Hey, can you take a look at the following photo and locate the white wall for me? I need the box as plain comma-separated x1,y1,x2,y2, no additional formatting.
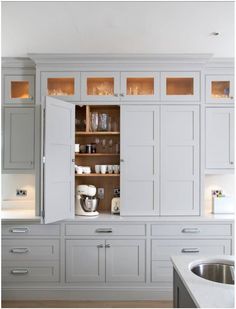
1,1,234,57
2,174,35,201
205,175,235,213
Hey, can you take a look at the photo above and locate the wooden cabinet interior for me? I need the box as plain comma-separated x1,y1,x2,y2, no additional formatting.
211,81,230,98
126,77,154,95
75,105,120,213
166,77,194,95
87,77,114,96
47,77,75,96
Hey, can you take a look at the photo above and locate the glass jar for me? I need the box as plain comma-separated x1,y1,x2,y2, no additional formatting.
98,113,109,131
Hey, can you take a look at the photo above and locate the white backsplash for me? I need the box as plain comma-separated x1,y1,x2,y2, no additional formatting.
205,174,235,213
2,174,35,201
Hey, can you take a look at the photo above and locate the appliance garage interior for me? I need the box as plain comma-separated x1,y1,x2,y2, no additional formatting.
1,53,235,307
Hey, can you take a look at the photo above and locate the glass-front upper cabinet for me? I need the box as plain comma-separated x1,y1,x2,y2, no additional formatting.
4,75,34,104
161,72,200,101
120,72,160,101
41,72,80,101
81,72,120,101
206,75,234,104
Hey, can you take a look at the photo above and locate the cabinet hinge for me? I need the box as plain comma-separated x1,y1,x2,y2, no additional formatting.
43,156,46,164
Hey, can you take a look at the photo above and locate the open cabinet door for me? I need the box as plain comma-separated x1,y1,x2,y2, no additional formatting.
43,97,75,224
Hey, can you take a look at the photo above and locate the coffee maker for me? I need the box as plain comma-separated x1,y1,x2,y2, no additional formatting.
75,185,99,216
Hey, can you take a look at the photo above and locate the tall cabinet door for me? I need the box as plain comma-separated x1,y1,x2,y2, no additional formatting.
120,105,160,215
160,105,200,216
3,107,34,169
206,107,234,170
105,239,145,283
43,97,75,224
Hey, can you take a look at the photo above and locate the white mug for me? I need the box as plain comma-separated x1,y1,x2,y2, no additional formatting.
95,165,100,174
100,165,107,174
83,166,91,174
108,165,113,174
76,166,83,174
75,144,80,153
113,165,120,174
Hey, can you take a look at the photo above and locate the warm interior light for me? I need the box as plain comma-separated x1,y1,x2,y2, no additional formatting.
47,77,74,96
166,77,194,95
87,78,114,95
11,81,30,99
211,81,230,98
126,78,154,95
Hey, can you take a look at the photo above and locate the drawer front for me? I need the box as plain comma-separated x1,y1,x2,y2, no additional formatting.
65,224,146,236
151,224,232,237
2,261,59,283
2,224,60,237
2,239,59,261
152,239,231,260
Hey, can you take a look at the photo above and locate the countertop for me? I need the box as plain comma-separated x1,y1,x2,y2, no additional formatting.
171,255,235,308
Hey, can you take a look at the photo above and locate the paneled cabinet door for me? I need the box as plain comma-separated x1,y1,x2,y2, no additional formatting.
4,75,34,104
206,107,234,170
120,72,160,101
206,75,234,104
41,72,80,102
160,105,200,215
105,239,145,282
161,72,200,102
120,105,160,215
66,239,105,283
81,72,120,101
3,107,34,170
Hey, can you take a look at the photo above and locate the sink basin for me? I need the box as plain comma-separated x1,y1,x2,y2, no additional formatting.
191,262,234,285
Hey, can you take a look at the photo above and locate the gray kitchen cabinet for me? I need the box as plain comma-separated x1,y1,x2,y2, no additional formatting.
160,105,200,216
205,107,234,171
66,238,145,283
4,75,34,104
3,107,35,170
120,105,160,215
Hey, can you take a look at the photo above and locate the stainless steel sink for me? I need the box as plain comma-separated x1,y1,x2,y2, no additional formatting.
191,262,234,285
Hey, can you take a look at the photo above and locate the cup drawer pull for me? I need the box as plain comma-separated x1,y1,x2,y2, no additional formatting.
95,228,113,233
10,248,29,254
11,269,29,275
182,228,200,234
10,228,29,233
182,248,200,253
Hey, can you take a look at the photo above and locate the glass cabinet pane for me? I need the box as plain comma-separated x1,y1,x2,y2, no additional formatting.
126,78,154,95
47,77,75,96
211,81,230,98
87,77,114,96
11,81,30,99
166,77,194,95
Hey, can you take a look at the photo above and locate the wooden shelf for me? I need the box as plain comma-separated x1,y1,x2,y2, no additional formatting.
75,153,119,157
76,131,120,136
75,173,120,177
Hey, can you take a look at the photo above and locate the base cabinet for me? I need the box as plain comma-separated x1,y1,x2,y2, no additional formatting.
66,239,145,283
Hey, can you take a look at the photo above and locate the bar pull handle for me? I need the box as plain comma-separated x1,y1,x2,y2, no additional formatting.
105,244,111,248
10,248,29,254
181,248,200,253
97,244,104,248
11,269,29,275
182,228,200,234
10,228,29,234
95,228,113,233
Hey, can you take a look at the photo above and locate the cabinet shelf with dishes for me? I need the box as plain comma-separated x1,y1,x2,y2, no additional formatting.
75,105,120,214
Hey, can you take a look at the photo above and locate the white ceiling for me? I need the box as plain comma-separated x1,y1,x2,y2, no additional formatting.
1,1,234,58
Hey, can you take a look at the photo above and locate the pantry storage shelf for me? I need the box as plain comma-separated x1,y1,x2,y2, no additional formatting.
75,153,119,157
76,131,120,136
75,173,120,177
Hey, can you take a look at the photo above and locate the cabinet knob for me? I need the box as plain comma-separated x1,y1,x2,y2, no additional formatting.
114,93,119,97
120,159,124,163
97,244,104,248
105,244,111,248
230,96,234,99
119,93,125,97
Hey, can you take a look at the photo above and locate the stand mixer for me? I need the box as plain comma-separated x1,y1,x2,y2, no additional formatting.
75,185,99,216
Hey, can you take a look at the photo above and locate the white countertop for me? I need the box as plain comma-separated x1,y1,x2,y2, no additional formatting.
1,201,40,221
171,255,235,308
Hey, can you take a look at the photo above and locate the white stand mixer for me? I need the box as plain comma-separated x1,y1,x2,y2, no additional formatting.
75,185,99,216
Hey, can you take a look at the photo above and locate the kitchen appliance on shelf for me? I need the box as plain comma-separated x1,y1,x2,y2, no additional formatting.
75,184,99,216
111,188,120,214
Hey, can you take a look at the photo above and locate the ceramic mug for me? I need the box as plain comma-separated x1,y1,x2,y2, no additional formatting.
100,165,107,174
83,166,91,174
108,165,113,174
95,165,100,174
113,165,120,174
75,144,80,153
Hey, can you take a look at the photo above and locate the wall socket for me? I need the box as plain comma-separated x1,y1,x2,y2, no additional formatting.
16,189,27,196
98,188,104,199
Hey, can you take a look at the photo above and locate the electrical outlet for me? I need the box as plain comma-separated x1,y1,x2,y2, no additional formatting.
16,189,27,197
114,188,120,197
98,188,104,199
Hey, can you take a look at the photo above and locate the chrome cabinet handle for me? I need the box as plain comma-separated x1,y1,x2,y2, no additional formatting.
230,162,234,165
181,228,200,234
120,159,124,163
11,269,29,275
119,93,125,97
105,244,111,248
10,248,29,254
114,93,119,97
10,228,29,233
95,228,112,233
182,248,200,253
97,244,104,248
230,96,234,99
